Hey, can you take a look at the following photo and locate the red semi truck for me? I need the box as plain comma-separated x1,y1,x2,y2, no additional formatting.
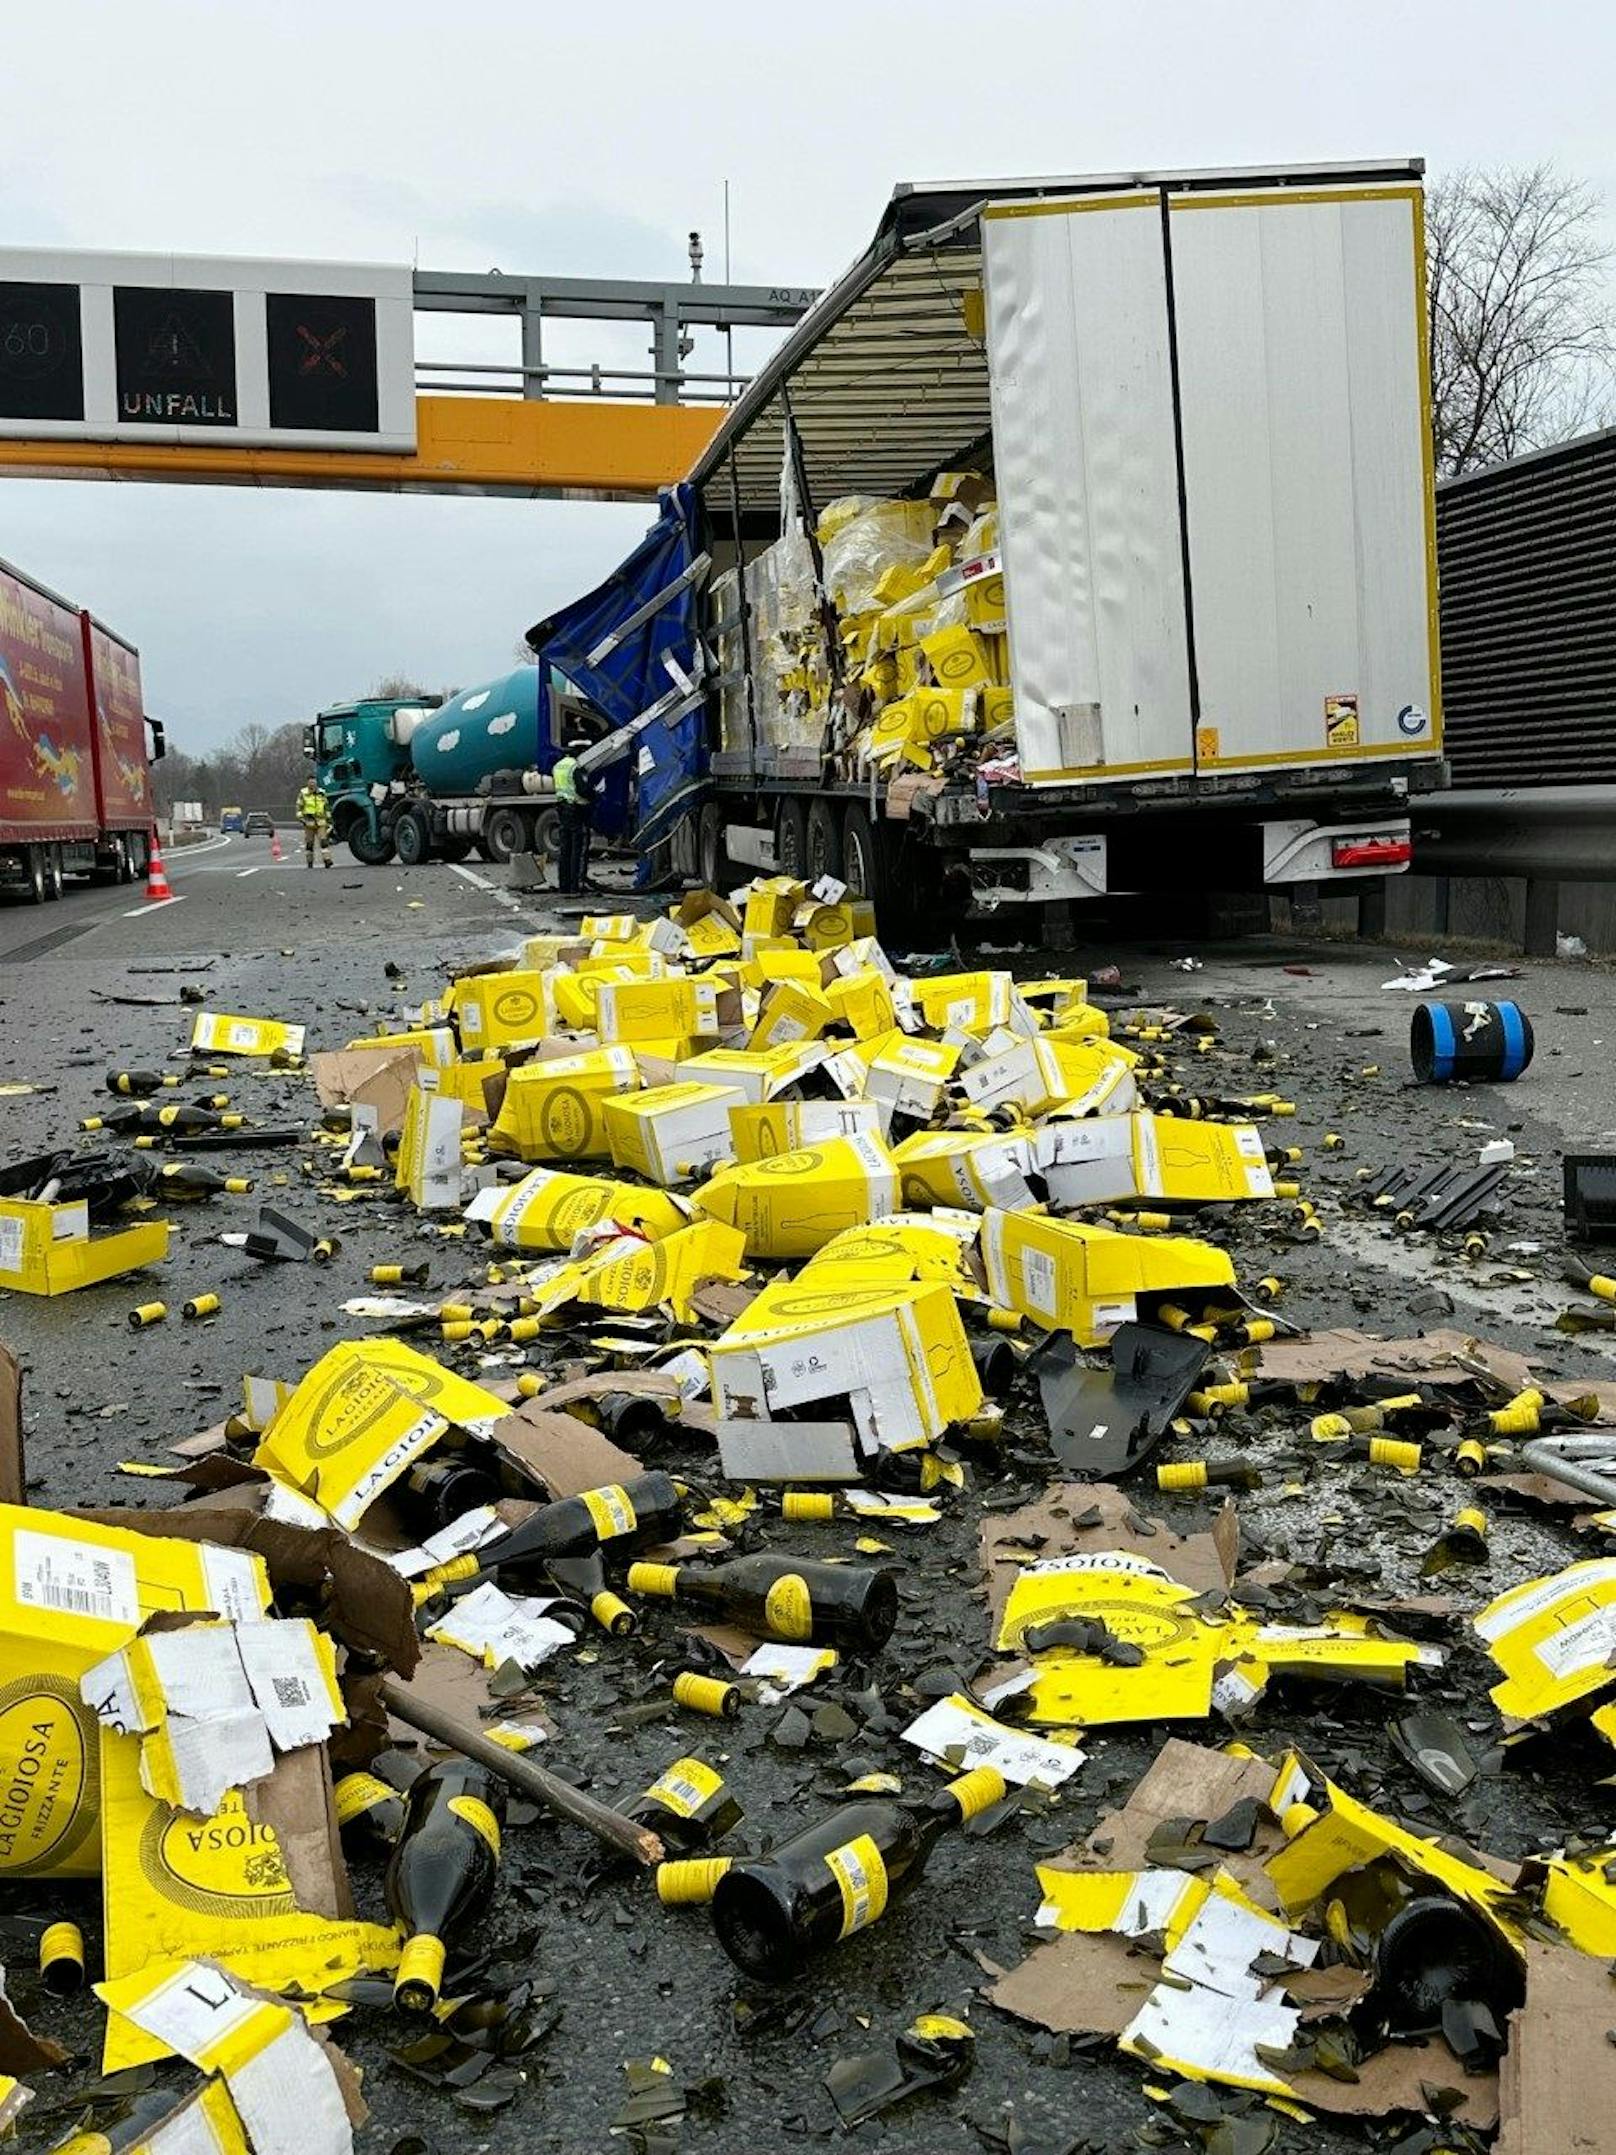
0,553,164,902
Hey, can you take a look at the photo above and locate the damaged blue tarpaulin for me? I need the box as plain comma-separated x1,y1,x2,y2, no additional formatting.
526,483,707,861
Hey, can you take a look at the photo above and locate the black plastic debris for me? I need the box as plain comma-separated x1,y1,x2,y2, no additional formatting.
1037,1323,1209,1478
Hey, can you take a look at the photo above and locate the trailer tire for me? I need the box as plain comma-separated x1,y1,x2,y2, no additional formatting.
776,798,808,880
43,848,63,900
839,801,882,906
806,797,843,883
697,800,730,891
483,806,529,864
347,818,396,867
114,836,134,883
395,805,434,866
20,849,46,905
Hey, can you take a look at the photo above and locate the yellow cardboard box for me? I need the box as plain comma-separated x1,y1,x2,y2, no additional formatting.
254,1338,509,1532
595,976,739,1046
825,967,897,1041
1037,1113,1274,1207
979,1208,1235,1345
710,1274,980,1452
863,1034,960,1119
892,1130,1039,1211
344,1026,457,1068
748,979,833,1052
914,971,1014,1035
465,1167,691,1249
684,1044,826,1104
603,1082,746,1184
691,1133,899,1259
452,970,552,1050
742,877,807,940
920,623,995,692
0,1198,169,1297
0,1505,270,1877
190,1013,306,1059
489,1047,640,1162
795,898,877,952
727,1100,884,1162
577,1219,748,1323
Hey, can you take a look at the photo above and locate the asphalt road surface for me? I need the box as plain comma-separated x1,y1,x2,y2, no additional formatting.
0,848,1611,2152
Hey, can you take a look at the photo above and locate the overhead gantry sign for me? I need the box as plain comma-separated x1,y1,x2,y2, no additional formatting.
0,250,815,500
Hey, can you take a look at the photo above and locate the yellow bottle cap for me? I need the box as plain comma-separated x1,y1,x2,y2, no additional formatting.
628,1561,681,1597
946,1765,1009,1820
655,1856,734,1906
394,1932,447,2011
782,1491,836,1522
591,1591,636,1635
515,1372,545,1399
40,1920,85,1991
1157,1461,1209,1491
1368,1436,1422,1472
671,1672,737,1718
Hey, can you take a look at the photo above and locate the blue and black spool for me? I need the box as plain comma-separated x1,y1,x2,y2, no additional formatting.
1410,1001,1534,1085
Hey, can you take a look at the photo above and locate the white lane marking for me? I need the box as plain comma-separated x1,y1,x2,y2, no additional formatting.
166,833,234,863
123,895,188,916
236,867,261,877
450,862,524,915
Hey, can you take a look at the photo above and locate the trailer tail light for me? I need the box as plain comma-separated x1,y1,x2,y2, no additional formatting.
1331,835,1411,870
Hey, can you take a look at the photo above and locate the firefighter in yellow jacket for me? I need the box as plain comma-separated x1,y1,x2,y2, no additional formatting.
296,780,333,869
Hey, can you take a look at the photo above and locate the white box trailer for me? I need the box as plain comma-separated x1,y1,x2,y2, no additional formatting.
584,164,1445,932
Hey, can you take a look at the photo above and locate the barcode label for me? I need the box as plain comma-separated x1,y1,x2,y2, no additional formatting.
271,1674,312,1711
12,1529,139,1630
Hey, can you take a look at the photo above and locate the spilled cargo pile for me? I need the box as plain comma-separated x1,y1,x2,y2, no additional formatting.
1,879,1615,2151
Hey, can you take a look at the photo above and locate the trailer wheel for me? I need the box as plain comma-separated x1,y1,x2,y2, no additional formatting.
697,800,730,891
806,797,843,883
776,799,808,879
839,801,881,905
114,836,133,883
483,806,529,864
43,848,63,900
346,818,396,867
20,849,46,905
394,805,434,866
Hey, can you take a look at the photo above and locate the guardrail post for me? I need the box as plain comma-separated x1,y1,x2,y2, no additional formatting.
1524,877,1560,958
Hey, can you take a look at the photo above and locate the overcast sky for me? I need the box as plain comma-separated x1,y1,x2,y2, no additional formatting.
1,0,1609,756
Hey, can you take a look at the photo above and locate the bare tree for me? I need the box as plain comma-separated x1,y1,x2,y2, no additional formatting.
372,672,433,700
1428,164,1616,475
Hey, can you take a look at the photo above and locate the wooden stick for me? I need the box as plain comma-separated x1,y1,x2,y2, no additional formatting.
379,1676,663,1867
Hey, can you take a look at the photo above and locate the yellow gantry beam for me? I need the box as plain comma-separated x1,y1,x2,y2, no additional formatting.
0,396,723,501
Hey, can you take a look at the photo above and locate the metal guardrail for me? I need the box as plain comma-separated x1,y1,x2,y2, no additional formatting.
1413,785,1616,882
416,360,749,406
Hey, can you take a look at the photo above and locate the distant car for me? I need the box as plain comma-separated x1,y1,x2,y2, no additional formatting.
219,806,245,833
244,811,275,835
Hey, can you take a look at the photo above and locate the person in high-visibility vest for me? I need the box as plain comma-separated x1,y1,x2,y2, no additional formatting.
552,736,598,896
295,781,333,869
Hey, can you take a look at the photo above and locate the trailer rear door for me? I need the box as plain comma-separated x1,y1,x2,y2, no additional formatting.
982,183,1440,787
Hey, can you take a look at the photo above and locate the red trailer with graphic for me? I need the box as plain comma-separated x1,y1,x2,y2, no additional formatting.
0,553,162,902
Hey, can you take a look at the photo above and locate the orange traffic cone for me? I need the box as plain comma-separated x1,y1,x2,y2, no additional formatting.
145,841,173,903
269,828,284,862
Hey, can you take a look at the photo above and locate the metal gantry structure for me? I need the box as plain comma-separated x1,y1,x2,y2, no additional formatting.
412,260,820,407
0,255,819,498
